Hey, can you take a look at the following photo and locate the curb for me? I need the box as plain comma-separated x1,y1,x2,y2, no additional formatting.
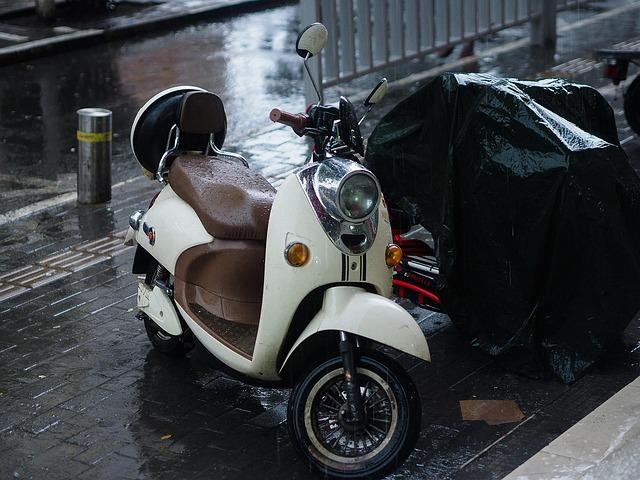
0,0,292,66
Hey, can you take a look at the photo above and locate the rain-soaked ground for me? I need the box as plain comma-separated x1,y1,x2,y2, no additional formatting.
2,2,640,479
0,3,305,214
2,0,640,216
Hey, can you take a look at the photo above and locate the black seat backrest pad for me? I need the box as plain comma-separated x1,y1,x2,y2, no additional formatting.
179,91,227,136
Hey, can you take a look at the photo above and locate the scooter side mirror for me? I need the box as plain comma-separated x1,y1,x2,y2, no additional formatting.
296,23,328,58
364,78,388,107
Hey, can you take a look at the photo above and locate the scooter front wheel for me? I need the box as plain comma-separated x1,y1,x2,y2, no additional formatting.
288,353,420,479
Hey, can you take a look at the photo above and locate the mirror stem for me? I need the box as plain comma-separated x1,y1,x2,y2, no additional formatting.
304,54,323,104
358,106,373,126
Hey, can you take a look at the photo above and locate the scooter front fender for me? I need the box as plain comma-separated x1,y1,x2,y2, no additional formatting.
280,286,430,373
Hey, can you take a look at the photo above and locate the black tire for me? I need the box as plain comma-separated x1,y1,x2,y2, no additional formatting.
288,352,421,480
143,315,193,357
624,74,640,136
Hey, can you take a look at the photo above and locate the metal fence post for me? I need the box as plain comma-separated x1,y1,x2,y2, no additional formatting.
77,108,112,204
300,0,323,106
530,0,557,47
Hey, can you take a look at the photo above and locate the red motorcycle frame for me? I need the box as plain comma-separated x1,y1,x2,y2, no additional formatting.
388,207,442,312
595,47,640,136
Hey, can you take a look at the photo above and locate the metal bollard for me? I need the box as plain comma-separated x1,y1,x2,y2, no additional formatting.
77,108,112,204
35,0,55,21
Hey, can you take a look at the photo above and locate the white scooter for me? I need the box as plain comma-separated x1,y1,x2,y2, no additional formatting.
124,23,430,479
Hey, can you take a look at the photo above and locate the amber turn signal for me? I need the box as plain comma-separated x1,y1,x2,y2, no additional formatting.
385,244,403,267
286,242,310,267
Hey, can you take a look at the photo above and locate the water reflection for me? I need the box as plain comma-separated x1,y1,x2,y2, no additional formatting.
132,348,295,478
0,5,302,202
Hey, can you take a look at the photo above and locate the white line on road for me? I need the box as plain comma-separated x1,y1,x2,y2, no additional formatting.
0,31,28,42
0,176,142,226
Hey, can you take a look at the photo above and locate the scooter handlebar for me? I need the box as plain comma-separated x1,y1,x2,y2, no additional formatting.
269,108,309,136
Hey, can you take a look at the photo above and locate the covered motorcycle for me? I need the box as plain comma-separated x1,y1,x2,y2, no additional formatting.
367,73,640,383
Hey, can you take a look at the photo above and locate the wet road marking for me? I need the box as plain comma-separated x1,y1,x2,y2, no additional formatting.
33,420,60,435
0,31,28,42
0,176,141,226
32,381,67,400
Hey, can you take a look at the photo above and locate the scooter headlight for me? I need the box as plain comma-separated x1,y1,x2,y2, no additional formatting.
337,173,379,221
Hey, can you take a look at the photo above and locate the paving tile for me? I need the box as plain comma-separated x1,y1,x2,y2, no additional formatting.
18,406,77,435
246,402,287,428
505,451,595,479
58,387,114,413
0,411,29,434
0,283,29,302
18,442,91,477
75,452,142,479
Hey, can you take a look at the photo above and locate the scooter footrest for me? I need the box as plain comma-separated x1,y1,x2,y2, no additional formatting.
189,303,258,358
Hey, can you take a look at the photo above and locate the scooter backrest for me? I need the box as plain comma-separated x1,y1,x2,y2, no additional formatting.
177,91,227,149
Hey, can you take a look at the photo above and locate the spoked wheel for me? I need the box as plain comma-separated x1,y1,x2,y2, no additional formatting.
288,353,420,479
143,314,193,357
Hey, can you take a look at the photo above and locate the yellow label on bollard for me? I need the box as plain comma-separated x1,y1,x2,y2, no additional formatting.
76,131,112,143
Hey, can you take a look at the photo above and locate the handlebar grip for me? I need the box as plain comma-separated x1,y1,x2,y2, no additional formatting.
269,108,308,135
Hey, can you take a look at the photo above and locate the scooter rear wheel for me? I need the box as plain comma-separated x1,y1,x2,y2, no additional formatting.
288,352,420,479
143,314,193,357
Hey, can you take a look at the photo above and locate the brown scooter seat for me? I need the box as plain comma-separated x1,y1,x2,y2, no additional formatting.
168,154,276,241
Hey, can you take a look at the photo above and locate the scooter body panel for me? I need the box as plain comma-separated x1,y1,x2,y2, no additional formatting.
134,161,419,382
280,286,431,372
176,303,254,372
248,168,394,380
133,185,212,274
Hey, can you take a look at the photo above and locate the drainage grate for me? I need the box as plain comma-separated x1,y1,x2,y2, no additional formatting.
0,231,133,303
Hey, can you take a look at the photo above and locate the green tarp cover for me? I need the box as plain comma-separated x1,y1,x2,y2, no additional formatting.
366,73,640,382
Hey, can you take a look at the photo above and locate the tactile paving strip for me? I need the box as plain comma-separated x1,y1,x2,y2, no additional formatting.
540,37,640,79
0,230,131,303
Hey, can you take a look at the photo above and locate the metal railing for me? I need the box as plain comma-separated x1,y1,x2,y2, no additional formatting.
300,0,587,103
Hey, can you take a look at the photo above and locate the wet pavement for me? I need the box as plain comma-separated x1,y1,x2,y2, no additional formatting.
2,2,640,479
0,185,639,479
0,3,305,215
0,1,639,217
